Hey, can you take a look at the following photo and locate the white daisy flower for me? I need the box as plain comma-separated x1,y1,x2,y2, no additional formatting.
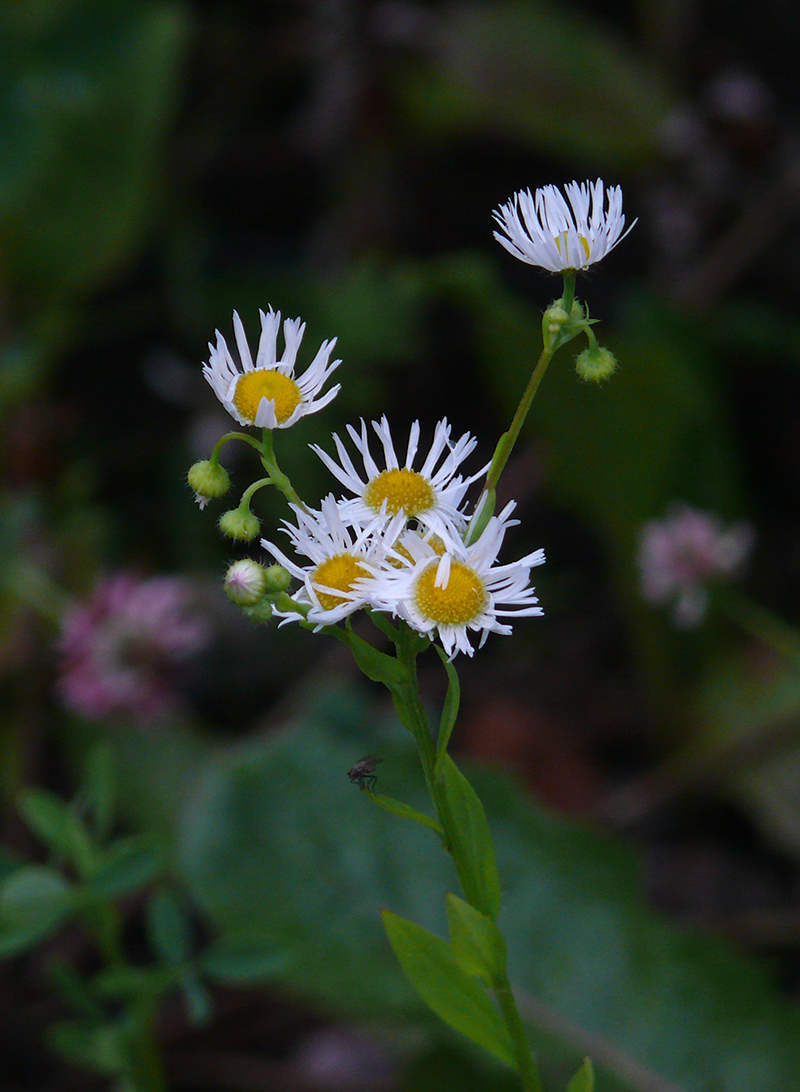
493,179,635,272
366,503,545,658
310,417,482,546
203,308,341,429
261,495,405,628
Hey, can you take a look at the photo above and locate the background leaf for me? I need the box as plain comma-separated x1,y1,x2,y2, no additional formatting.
178,700,800,1091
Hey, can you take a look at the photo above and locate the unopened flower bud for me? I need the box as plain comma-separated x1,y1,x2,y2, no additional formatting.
263,564,292,593
575,344,618,383
224,560,268,606
188,460,230,500
543,299,587,353
219,507,260,541
543,303,569,349
243,599,275,624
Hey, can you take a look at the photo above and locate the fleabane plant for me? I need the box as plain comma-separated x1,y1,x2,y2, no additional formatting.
189,179,633,1092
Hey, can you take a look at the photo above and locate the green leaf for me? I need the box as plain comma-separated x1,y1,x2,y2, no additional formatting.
201,930,290,983
17,790,97,874
341,627,405,687
146,887,192,966
177,699,800,1091
445,893,506,983
438,755,501,920
179,724,454,1014
17,789,74,857
49,1019,125,1076
397,0,672,170
433,644,461,770
0,0,189,293
0,864,72,942
566,1058,594,1092
368,793,444,838
382,911,515,1068
83,837,161,901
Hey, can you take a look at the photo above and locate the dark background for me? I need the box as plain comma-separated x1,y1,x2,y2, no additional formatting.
5,1,800,1090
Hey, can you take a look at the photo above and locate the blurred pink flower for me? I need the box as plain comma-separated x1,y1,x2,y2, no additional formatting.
57,574,209,720
637,505,754,627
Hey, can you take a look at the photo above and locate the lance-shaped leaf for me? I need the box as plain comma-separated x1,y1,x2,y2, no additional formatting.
446,893,506,984
438,755,501,919
567,1058,594,1092
0,865,73,955
381,910,515,1068
367,793,444,838
341,627,405,688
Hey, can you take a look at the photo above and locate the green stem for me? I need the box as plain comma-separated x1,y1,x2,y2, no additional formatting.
129,1004,167,1092
388,625,543,1092
467,268,580,545
260,430,307,509
239,477,273,510
494,970,545,1092
715,588,800,671
210,430,265,463
485,344,554,498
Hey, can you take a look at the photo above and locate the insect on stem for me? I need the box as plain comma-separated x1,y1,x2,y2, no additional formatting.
347,754,383,793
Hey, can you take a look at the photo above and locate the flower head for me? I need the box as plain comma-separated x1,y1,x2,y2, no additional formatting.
262,495,405,628
493,179,635,272
638,504,754,627
310,417,482,546
365,503,545,657
57,574,209,720
203,309,341,429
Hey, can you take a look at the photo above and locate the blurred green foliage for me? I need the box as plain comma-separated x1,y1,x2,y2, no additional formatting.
4,0,800,1089
171,684,800,1092
0,0,187,295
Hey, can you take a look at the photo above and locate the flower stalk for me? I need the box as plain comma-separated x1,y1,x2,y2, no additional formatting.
379,622,544,1092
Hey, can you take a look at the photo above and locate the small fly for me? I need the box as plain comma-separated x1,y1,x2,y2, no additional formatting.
347,754,383,793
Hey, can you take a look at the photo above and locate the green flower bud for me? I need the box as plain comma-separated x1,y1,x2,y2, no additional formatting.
243,599,274,624
542,304,569,352
542,298,587,353
219,507,260,541
263,564,292,593
188,460,230,499
575,344,618,383
224,560,268,606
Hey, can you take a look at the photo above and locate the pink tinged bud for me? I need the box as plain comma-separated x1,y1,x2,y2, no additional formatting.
224,560,268,606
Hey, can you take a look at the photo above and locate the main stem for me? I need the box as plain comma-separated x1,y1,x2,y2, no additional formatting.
494,972,545,1092
391,631,543,1092
468,270,577,544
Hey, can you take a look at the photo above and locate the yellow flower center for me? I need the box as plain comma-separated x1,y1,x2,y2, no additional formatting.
364,468,435,517
414,560,486,626
233,370,302,425
312,553,369,611
392,533,447,568
554,230,591,264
